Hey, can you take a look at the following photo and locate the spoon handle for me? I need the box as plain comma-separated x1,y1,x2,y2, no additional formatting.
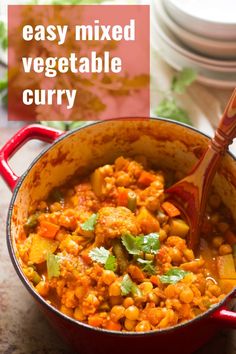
212,88,236,153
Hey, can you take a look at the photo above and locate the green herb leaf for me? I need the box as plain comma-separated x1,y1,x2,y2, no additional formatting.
121,234,141,255
89,246,117,271
159,268,189,284
40,121,67,131
105,254,117,272
156,99,192,126
121,233,160,256
0,80,7,92
120,274,133,295
137,233,160,255
81,213,97,231
120,274,142,297
0,21,7,51
136,258,156,275
47,253,60,280
49,188,64,203
171,68,197,94
89,247,110,264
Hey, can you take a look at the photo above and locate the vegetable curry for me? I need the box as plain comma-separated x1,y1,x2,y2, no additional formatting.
17,156,236,332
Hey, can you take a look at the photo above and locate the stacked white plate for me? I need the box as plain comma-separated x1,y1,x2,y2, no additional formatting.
152,0,236,89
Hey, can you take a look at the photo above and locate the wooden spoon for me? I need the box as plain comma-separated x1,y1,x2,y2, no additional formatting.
166,88,236,251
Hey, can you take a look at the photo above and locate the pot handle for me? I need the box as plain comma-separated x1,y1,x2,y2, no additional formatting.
0,124,64,191
211,305,236,329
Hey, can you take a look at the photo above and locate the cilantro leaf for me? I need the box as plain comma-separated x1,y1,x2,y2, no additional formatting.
136,258,156,275
0,21,7,50
81,213,97,231
0,80,7,92
89,247,117,271
156,99,192,126
121,234,141,255
159,268,189,284
89,247,110,264
105,254,117,272
120,274,142,297
47,253,60,280
121,233,160,256
136,233,160,255
120,274,133,296
171,68,197,94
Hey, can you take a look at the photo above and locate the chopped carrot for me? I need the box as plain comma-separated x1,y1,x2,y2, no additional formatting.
105,320,122,331
38,221,60,239
128,264,145,282
117,188,129,207
225,230,236,246
138,171,156,186
150,275,159,286
81,250,93,265
161,201,181,218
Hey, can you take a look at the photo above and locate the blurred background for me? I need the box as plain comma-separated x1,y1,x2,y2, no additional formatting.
0,0,236,353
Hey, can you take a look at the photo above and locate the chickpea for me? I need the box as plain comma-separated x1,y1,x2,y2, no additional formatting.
164,284,179,299
36,280,49,297
208,284,221,297
124,318,136,331
123,297,134,308
163,224,170,235
135,320,151,332
116,173,130,187
147,308,164,325
102,270,116,285
111,305,125,321
219,244,232,256
125,305,140,321
159,229,167,242
169,247,182,264
74,307,85,321
212,236,224,249
109,282,121,297
179,288,194,304
139,282,153,296
60,305,73,317
148,292,159,304
183,249,195,261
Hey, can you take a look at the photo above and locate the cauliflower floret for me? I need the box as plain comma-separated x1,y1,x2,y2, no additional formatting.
95,206,139,245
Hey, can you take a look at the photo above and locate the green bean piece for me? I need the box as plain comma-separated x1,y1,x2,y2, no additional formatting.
33,271,41,285
112,240,129,274
156,210,167,224
49,188,64,203
24,213,40,232
127,191,137,212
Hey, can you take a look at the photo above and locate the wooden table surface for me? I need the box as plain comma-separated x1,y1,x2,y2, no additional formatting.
0,51,236,354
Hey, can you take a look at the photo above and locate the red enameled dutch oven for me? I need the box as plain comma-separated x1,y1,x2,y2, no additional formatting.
0,118,236,354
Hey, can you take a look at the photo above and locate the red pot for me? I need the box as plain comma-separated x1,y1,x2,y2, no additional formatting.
0,118,236,354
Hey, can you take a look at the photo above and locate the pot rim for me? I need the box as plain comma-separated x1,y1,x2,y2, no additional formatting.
6,116,236,337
